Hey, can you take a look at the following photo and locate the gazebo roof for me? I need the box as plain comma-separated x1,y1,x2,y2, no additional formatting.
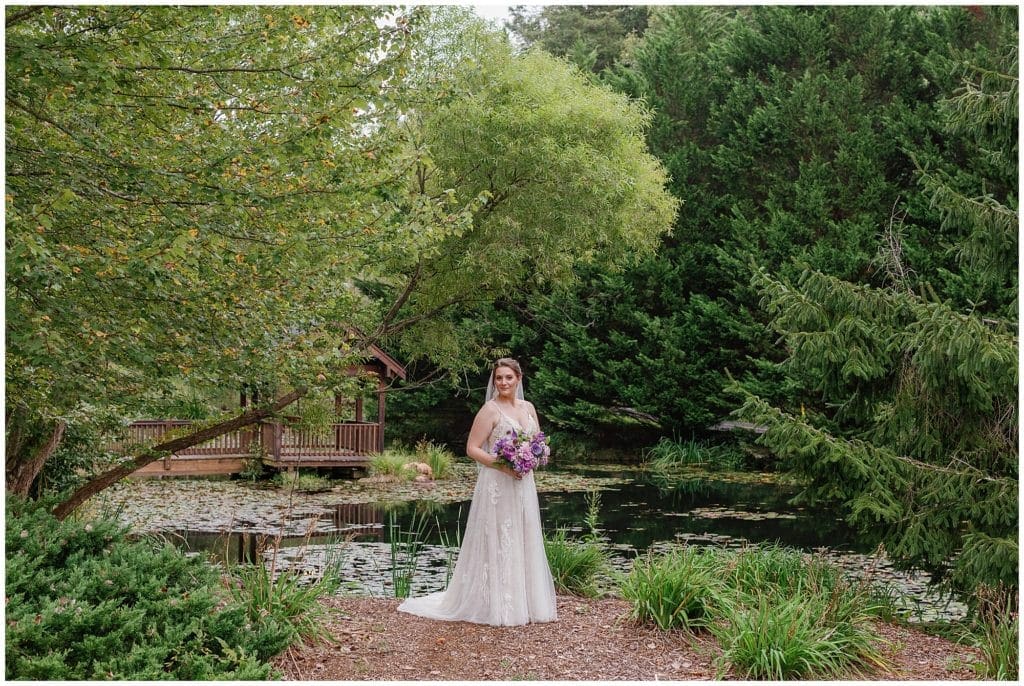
344,327,406,381
361,341,406,380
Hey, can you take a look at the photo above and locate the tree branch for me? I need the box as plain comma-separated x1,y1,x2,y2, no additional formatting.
5,6,48,28
380,260,423,330
52,387,306,519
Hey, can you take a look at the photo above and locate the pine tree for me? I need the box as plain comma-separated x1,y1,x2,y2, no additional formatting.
734,7,1017,597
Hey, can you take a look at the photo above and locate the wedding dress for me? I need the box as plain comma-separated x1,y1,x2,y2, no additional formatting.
397,404,558,626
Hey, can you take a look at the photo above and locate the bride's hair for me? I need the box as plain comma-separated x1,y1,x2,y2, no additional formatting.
492,357,522,379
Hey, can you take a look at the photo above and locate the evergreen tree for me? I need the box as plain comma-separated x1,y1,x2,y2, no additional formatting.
484,6,1014,442
734,6,1017,597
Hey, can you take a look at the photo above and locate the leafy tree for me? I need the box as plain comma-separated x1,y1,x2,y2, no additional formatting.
733,6,1017,597
366,8,678,379
6,5,418,502
507,5,649,73
5,6,676,509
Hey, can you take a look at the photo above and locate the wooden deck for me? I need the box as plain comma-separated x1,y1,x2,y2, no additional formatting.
125,419,381,477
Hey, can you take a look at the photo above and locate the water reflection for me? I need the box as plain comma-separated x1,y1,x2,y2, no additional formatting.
161,467,963,620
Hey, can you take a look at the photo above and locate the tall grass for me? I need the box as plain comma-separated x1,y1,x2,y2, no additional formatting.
619,544,890,679
544,528,607,597
271,469,332,491
228,521,346,645
415,439,454,479
644,437,746,472
369,451,416,480
544,488,610,597
973,584,1019,680
620,547,729,630
230,559,341,644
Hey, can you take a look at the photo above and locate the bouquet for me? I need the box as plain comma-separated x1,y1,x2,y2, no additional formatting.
492,429,551,475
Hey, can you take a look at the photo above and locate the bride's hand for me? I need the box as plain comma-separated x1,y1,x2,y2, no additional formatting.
494,463,523,480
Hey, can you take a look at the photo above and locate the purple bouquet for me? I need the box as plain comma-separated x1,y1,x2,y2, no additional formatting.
492,429,551,475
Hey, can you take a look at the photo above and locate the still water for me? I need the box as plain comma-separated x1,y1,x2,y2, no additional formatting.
169,467,872,562
148,467,967,621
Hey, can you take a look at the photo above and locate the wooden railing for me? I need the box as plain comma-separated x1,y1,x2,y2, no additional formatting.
123,420,254,456
121,420,380,461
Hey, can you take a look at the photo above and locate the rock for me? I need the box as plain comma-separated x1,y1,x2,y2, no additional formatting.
403,462,433,479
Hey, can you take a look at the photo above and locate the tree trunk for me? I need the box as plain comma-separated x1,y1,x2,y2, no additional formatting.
52,387,306,520
7,420,67,497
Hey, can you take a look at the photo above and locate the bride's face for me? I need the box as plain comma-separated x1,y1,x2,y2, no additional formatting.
493,366,520,398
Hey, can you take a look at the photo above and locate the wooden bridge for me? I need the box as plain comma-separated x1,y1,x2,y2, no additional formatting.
128,419,383,476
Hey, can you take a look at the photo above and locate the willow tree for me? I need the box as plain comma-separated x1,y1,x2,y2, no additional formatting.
365,8,679,379
734,7,1017,598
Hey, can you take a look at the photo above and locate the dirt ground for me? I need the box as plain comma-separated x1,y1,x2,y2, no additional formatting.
273,596,983,681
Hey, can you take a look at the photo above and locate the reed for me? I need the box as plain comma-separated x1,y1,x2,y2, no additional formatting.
387,508,430,598
436,506,463,588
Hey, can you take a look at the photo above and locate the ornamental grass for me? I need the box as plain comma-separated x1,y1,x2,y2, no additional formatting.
619,544,890,679
543,528,608,598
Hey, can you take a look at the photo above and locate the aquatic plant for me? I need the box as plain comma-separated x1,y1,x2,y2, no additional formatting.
436,506,464,588
271,469,332,491
369,451,417,481
644,437,748,472
415,439,455,479
387,508,430,598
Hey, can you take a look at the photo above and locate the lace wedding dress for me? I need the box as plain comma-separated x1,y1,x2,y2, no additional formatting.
397,406,558,626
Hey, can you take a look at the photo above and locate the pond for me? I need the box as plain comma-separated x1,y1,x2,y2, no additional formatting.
94,464,967,622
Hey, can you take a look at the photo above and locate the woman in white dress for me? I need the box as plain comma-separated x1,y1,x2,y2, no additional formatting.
398,358,558,626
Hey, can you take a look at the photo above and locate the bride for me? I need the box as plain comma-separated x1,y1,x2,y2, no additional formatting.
397,358,558,626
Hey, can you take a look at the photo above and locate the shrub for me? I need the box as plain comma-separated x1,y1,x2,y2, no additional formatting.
619,547,729,630
5,496,290,679
543,528,608,597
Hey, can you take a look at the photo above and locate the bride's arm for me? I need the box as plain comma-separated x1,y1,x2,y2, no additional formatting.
466,403,522,479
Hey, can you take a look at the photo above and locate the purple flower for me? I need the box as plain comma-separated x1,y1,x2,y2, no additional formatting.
491,430,551,475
